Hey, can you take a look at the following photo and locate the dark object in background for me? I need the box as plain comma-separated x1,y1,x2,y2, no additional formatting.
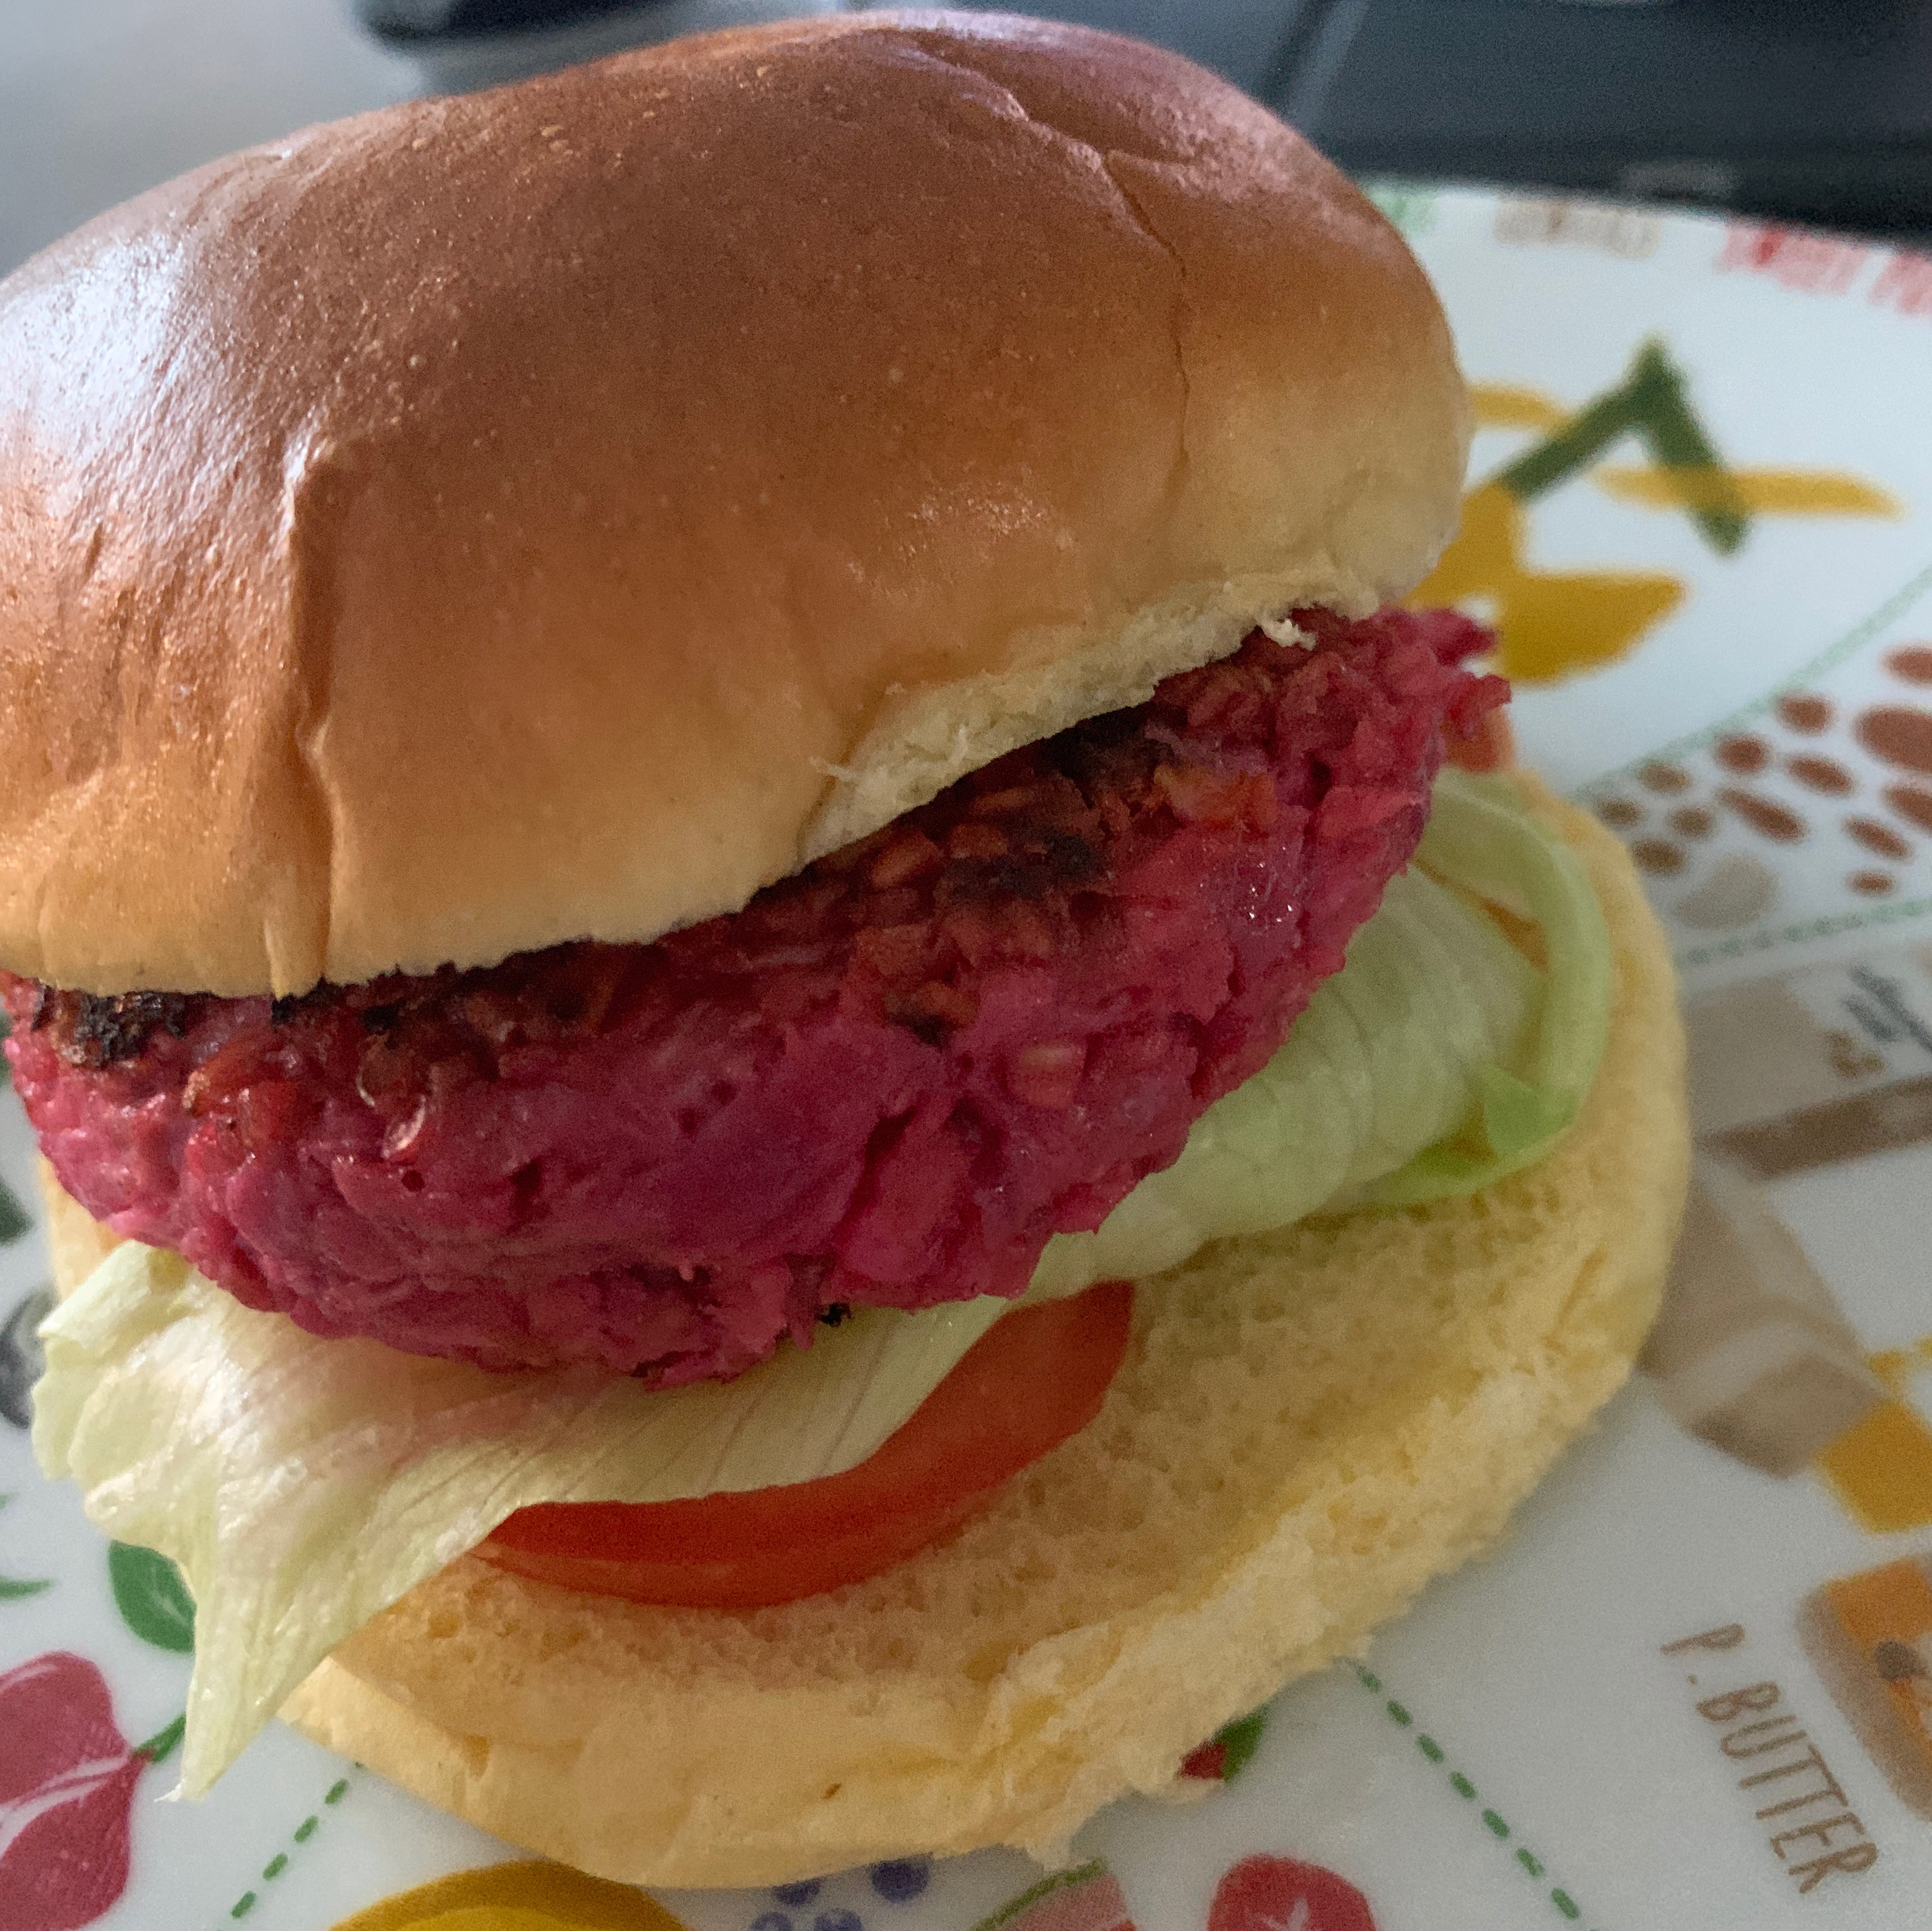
352,0,1286,87
356,0,832,92
356,0,1932,240
1001,0,1932,240
1264,0,1932,242
359,0,643,28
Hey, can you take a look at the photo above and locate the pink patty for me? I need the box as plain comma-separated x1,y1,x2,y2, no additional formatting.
5,609,1502,1382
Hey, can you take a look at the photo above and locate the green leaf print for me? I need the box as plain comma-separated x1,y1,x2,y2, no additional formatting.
1211,1707,1269,1780
109,1541,197,1652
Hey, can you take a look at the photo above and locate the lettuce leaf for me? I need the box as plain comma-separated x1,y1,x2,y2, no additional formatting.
1349,770,1613,1206
31,769,1613,1795
1027,859,1541,1296
35,1247,1015,1796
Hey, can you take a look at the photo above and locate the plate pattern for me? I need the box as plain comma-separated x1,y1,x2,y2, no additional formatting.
4,184,1932,1930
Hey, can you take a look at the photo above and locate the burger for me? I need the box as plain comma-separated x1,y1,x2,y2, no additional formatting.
0,11,1689,1890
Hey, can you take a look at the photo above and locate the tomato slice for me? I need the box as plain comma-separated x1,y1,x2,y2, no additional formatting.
478,1278,1134,1610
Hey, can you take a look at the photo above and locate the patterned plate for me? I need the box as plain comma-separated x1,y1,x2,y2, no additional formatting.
5,184,1932,1931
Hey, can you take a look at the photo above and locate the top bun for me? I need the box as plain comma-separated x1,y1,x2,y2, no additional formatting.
0,11,1467,997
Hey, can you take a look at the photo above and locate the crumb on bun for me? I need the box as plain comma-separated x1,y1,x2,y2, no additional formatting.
0,11,1467,998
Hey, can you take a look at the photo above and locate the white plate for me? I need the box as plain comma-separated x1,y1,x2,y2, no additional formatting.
5,184,1932,1931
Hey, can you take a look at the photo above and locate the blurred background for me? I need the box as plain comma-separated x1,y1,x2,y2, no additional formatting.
4,0,1931,278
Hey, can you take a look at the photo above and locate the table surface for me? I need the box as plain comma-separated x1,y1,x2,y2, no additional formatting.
0,0,410,279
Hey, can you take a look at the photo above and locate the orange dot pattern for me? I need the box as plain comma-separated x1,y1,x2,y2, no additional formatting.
1718,788,1806,842
1859,707,1932,776
1585,643,1932,906
1849,818,1910,860
1714,736,1769,775
1787,753,1855,795
1888,785,1932,832
1633,840,1686,875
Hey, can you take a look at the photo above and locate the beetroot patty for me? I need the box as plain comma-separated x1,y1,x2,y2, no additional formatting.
5,609,1502,1381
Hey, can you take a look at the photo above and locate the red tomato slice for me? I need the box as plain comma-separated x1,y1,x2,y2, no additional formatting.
478,1278,1134,1610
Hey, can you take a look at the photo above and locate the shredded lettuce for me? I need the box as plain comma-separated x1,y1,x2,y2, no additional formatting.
30,769,1613,1796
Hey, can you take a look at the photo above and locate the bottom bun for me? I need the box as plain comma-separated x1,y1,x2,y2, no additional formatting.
49,777,1689,1890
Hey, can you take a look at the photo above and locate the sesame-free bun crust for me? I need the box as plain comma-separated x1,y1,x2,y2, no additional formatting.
258,783,1679,1885
0,12,1467,998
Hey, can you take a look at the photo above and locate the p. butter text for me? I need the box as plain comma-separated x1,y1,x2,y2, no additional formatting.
1662,1623,1878,1892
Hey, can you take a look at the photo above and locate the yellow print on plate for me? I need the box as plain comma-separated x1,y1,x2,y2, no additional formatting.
329,1861,691,1931
1414,342,1901,684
